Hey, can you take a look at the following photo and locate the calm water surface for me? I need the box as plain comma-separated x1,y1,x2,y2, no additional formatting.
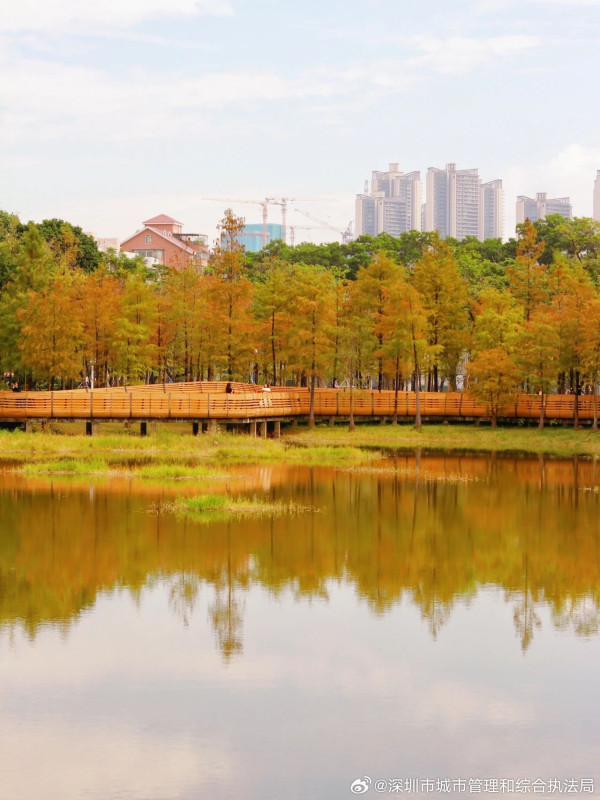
1,454,599,800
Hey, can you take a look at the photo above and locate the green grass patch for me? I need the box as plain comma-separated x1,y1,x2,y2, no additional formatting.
4,420,600,472
136,463,228,480
20,458,112,476
151,493,316,520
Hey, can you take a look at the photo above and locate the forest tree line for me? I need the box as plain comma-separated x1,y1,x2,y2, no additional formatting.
2,208,600,424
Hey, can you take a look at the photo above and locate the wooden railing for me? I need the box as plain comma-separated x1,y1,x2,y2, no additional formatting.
0,383,597,423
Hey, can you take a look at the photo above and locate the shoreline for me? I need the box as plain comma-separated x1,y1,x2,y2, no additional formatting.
1,422,600,465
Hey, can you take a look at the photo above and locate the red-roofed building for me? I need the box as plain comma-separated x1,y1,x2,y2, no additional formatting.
120,214,209,269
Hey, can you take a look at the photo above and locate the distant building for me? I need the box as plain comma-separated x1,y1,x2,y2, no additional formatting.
120,214,209,268
480,179,504,240
425,167,450,238
424,163,503,242
594,171,600,222
237,223,283,252
516,193,572,225
355,163,422,237
93,236,120,253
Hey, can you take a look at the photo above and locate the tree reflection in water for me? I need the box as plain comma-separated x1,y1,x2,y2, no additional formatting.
1,453,600,657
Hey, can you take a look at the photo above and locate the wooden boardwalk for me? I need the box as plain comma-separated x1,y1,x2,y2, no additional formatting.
0,381,596,429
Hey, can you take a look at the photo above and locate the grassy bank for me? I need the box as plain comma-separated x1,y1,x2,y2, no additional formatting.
0,424,381,473
285,423,600,458
1,421,600,468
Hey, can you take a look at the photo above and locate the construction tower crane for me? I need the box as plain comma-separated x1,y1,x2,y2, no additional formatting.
204,196,326,247
288,224,332,247
294,209,354,243
266,197,325,245
202,198,274,248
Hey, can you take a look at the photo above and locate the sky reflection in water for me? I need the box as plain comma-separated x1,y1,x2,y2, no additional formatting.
1,454,599,800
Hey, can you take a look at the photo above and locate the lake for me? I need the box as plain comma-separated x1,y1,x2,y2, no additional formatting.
1,453,599,800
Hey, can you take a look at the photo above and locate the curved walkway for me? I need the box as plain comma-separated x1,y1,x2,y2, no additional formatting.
0,382,594,425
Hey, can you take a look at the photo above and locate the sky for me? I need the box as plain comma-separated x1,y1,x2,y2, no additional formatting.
1,0,599,245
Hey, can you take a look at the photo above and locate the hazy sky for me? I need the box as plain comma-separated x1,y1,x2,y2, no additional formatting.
1,0,599,244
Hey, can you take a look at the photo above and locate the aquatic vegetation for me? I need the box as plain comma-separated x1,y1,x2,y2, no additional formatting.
149,494,317,520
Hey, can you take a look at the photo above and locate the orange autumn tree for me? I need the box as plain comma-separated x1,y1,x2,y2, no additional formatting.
353,252,403,390
580,296,600,430
79,268,123,386
252,258,295,385
381,275,430,428
552,259,595,426
468,288,523,427
111,265,157,384
207,210,255,380
164,265,207,381
287,264,336,427
515,306,561,429
413,237,469,391
18,269,84,387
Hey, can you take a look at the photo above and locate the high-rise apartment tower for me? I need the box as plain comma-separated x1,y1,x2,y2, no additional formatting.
516,193,572,224
424,163,503,241
593,171,600,222
355,164,422,237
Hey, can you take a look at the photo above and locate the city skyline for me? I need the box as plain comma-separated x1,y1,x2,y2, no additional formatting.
1,0,599,244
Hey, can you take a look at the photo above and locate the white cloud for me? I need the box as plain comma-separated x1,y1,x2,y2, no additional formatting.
0,0,233,34
503,143,600,236
0,720,231,800
405,34,540,75
0,55,418,146
472,0,600,10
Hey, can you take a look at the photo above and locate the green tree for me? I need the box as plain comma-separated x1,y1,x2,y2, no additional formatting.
36,218,101,273
507,218,547,321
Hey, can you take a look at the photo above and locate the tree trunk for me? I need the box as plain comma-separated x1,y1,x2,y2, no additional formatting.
393,364,399,425
309,371,316,428
538,392,545,430
271,311,277,385
593,375,598,431
414,365,422,431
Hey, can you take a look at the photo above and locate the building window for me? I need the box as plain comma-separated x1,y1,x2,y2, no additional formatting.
132,249,164,263
145,234,152,244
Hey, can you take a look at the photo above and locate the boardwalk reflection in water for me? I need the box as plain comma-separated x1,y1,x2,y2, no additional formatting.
0,455,599,799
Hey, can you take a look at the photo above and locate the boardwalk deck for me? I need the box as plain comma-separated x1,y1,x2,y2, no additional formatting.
0,383,595,425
